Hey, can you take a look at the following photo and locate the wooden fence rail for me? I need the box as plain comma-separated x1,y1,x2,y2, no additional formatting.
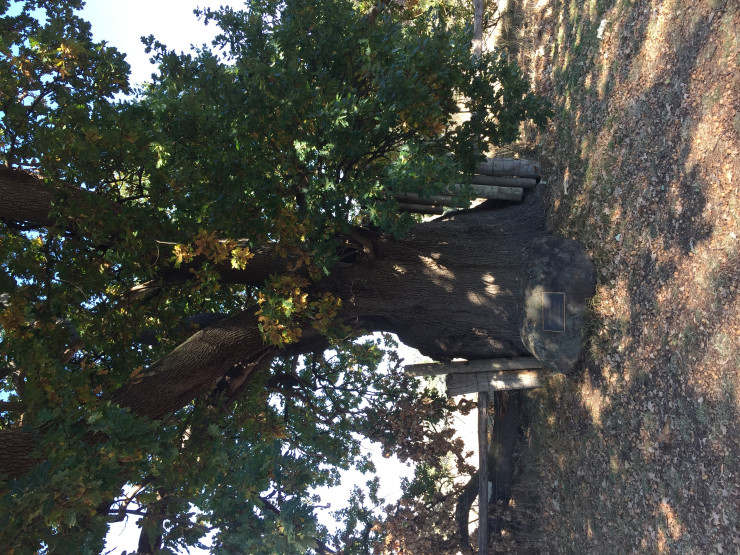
392,157,540,214
446,369,542,396
475,157,541,178
405,357,543,377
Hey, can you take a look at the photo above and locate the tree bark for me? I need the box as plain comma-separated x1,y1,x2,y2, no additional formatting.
0,167,62,228
109,309,273,419
110,308,329,420
0,428,40,482
338,190,546,360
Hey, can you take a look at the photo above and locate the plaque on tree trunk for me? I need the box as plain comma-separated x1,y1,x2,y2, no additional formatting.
542,292,566,332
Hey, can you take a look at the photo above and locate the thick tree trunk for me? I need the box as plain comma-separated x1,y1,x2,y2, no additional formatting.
1,168,545,363
339,192,547,360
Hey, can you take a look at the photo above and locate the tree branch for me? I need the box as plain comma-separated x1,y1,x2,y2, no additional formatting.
0,428,41,481
109,308,276,420
366,0,394,25
0,166,120,229
0,401,27,413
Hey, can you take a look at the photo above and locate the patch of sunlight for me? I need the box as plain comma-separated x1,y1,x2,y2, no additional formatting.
592,9,623,100
685,105,723,179
659,499,685,541
596,53,613,99
481,272,500,298
634,0,682,89
580,374,609,427
609,453,620,473
419,255,454,291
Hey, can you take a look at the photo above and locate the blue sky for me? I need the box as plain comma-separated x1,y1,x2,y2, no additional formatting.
81,0,246,87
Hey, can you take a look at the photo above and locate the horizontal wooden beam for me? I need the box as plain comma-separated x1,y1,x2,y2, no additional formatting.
475,157,541,179
395,184,523,205
444,184,523,201
397,203,445,214
447,369,542,395
470,175,537,188
404,357,543,377
395,194,465,207
464,184,523,201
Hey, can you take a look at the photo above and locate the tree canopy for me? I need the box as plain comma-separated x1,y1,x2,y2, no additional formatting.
0,0,549,552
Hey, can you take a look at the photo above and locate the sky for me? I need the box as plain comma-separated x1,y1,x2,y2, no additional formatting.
81,0,246,88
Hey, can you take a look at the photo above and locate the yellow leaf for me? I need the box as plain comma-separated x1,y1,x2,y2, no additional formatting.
269,330,282,344
231,246,254,270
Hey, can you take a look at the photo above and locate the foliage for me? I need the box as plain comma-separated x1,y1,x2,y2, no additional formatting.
0,0,550,551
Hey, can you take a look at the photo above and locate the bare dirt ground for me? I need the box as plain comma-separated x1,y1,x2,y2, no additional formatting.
496,0,740,552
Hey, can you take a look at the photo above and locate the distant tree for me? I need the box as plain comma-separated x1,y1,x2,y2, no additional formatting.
0,0,549,552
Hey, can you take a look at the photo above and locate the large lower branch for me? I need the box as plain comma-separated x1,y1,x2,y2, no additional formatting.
110,308,275,420
0,308,326,479
0,169,304,309
0,166,120,229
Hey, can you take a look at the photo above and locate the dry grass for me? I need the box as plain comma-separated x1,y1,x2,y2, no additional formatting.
494,0,740,551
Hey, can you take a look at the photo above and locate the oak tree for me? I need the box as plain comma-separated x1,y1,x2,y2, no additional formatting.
0,0,550,552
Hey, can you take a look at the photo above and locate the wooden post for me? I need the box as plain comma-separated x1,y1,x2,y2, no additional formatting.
395,194,465,207
449,184,524,201
478,391,489,555
402,356,544,553
473,0,483,59
396,185,523,204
